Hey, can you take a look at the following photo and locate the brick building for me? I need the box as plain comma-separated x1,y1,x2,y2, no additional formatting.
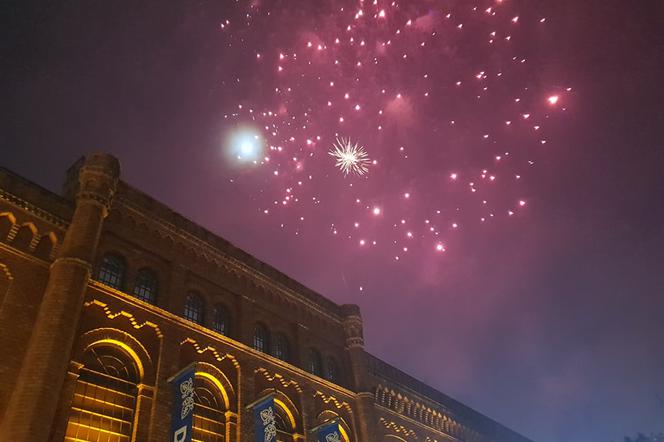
0,153,532,442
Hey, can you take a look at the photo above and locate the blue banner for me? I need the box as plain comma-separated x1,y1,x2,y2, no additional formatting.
169,364,196,442
318,421,342,442
252,395,277,442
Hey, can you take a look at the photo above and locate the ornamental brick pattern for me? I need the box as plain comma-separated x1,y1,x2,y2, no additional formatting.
0,154,532,442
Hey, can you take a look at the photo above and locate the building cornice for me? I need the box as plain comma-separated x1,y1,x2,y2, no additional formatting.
114,195,343,325
0,188,69,229
88,280,356,398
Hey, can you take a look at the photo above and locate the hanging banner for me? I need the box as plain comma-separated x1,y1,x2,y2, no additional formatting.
318,421,342,442
252,394,277,442
168,363,197,442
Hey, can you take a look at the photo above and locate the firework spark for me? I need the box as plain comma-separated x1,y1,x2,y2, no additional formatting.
328,138,371,176
219,0,570,272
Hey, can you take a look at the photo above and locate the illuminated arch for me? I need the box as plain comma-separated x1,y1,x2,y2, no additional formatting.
85,338,145,380
192,370,229,442
75,327,154,384
64,340,141,441
256,388,301,436
194,362,234,410
0,212,16,240
317,410,352,442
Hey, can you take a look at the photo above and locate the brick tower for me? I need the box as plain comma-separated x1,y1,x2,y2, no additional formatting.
341,303,378,442
1,153,119,440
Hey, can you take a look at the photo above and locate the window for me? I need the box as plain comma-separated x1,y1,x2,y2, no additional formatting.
307,348,323,377
184,292,204,325
325,357,338,382
272,333,289,362
212,305,230,336
65,344,139,442
192,375,226,442
11,223,35,251
133,269,158,304
253,323,269,353
97,254,125,289
273,399,296,441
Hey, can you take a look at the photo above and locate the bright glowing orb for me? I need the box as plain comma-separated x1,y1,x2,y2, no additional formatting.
547,95,559,105
226,126,265,164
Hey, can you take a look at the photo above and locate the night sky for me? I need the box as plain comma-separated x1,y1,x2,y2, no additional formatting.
2,1,664,441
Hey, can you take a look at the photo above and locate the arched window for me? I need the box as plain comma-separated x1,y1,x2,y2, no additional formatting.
97,254,126,290
317,410,351,442
0,214,14,241
274,404,292,434
307,348,323,377
11,223,36,251
33,233,56,260
65,344,139,441
273,400,297,441
253,323,269,353
184,292,204,325
192,375,226,442
133,268,158,304
272,333,289,362
212,304,230,336
325,357,338,383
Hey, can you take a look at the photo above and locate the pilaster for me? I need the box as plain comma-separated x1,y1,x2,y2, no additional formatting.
48,361,83,441
147,333,181,441
342,304,379,442
132,384,155,441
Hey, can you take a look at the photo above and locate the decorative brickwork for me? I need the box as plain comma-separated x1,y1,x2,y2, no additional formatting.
0,155,532,442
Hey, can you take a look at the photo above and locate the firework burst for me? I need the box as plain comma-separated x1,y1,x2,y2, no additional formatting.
328,138,371,177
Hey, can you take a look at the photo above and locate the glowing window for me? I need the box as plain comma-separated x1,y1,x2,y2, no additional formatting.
272,334,289,362
193,375,226,442
184,292,204,325
64,344,139,442
97,254,126,289
133,269,157,304
307,348,323,377
253,323,269,353
212,305,230,336
273,401,296,440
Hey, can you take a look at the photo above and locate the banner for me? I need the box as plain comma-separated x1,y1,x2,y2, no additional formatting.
168,363,197,442
252,395,277,442
318,421,342,442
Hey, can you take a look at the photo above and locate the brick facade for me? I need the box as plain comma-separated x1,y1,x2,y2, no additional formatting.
0,153,532,442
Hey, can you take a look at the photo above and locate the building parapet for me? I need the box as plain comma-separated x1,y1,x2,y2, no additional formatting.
114,181,346,319
366,353,533,442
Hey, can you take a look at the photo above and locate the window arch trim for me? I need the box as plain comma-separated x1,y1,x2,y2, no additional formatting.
274,398,297,430
255,388,300,433
316,410,352,442
195,371,230,410
84,338,145,380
